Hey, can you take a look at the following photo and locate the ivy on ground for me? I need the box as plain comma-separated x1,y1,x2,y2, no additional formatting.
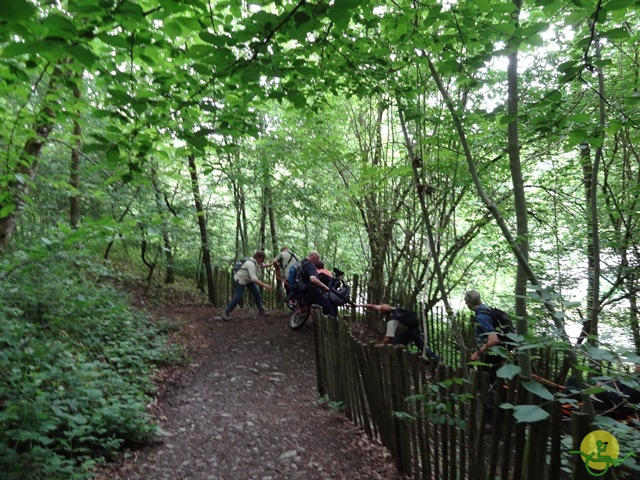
0,253,182,480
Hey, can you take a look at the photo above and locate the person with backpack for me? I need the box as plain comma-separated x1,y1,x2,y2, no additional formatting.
356,303,439,362
464,289,507,382
223,251,273,321
268,246,298,296
464,289,510,433
298,251,337,318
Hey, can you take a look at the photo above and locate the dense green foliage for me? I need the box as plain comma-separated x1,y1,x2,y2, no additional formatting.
0,253,181,479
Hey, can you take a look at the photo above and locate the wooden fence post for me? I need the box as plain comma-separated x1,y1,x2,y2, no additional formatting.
571,412,593,480
314,310,327,397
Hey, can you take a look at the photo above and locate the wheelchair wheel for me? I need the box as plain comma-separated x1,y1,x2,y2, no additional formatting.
289,304,310,330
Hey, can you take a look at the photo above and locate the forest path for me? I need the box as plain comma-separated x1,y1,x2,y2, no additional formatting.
95,302,401,480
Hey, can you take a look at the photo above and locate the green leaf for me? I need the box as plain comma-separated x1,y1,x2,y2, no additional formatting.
329,0,362,29
602,28,630,40
42,13,78,38
522,380,554,400
496,364,521,380
294,11,311,25
604,0,636,11
571,0,594,7
0,0,37,20
98,33,131,49
164,20,183,38
512,405,550,423
475,0,493,11
0,203,17,218
68,45,98,68
2,41,44,58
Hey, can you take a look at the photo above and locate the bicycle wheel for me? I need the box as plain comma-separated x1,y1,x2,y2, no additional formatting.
289,304,310,329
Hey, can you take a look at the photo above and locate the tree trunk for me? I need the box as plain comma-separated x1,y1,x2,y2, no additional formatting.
625,262,640,355
337,102,405,305
398,107,453,317
69,80,82,230
584,32,606,346
151,167,175,284
424,50,594,412
506,0,531,381
188,154,216,305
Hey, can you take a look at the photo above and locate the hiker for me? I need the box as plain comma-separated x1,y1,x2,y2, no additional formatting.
356,303,439,362
223,251,273,321
300,251,337,318
268,246,298,296
464,290,504,382
464,289,504,432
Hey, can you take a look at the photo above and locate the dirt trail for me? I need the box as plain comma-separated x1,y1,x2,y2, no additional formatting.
96,304,401,480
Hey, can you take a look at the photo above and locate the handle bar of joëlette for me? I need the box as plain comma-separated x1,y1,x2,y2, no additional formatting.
328,286,355,307
276,276,353,306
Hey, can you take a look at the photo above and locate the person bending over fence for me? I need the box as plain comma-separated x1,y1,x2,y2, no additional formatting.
356,303,439,362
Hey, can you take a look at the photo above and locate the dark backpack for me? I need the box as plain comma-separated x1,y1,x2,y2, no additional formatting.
288,260,309,293
233,257,251,273
483,307,516,350
389,308,419,329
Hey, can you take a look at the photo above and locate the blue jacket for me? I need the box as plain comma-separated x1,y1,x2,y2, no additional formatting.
473,304,496,347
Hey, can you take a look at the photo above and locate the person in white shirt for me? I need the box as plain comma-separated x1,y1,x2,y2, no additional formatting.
223,251,273,321
268,246,298,296
356,303,438,362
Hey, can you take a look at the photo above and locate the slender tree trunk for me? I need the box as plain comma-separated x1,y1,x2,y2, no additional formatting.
104,199,135,260
624,257,640,355
424,50,594,412
188,154,216,305
162,231,175,284
69,82,82,230
507,22,528,317
151,167,175,284
232,178,248,256
506,0,532,383
226,147,248,257
580,143,597,344
340,103,396,305
584,33,606,345
398,108,453,317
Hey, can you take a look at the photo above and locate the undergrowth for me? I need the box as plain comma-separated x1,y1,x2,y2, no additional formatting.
0,251,182,479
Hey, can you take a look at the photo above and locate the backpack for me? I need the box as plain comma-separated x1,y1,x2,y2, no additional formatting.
288,260,309,293
280,250,298,272
483,307,516,350
233,257,251,273
389,308,419,329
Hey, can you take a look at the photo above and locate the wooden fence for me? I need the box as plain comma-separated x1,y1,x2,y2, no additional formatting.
212,267,637,479
312,311,637,480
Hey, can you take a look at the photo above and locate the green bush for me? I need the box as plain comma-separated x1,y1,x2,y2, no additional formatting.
0,253,182,479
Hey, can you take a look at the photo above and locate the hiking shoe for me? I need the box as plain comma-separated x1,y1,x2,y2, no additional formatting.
258,309,270,317
222,311,230,322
